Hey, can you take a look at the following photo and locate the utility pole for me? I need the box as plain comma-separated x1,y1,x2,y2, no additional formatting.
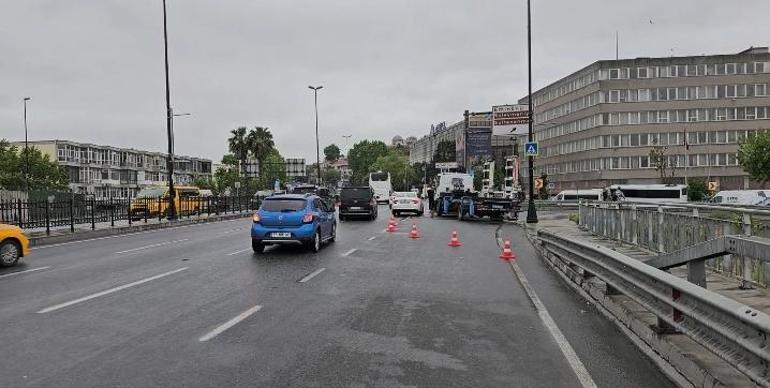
526,0,538,223
162,0,176,220
23,97,31,191
309,85,323,186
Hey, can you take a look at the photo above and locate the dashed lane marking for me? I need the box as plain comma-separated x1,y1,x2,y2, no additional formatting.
298,268,326,283
37,267,189,314
342,249,357,257
228,248,253,256
113,239,190,255
0,266,51,279
198,305,263,342
367,236,376,241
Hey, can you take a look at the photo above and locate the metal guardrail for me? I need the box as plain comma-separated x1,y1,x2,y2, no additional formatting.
578,201,770,287
537,229,770,386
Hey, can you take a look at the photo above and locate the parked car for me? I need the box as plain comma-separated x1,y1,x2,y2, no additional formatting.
0,223,30,267
338,186,378,221
390,191,424,216
250,194,336,253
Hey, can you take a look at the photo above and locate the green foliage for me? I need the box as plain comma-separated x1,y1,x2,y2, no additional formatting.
433,140,456,163
687,178,709,201
538,174,549,199
371,150,416,191
213,165,239,194
193,176,214,190
323,144,341,163
0,140,68,191
227,126,275,176
322,168,341,186
221,153,239,166
738,129,770,188
348,140,389,184
389,144,410,157
258,148,287,190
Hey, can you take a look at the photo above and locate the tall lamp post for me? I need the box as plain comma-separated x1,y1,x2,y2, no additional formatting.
525,0,538,224
342,134,352,156
23,97,31,191
309,85,323,185
162,0,176,220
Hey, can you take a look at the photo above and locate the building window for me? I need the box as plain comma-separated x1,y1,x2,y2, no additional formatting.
638,67,649,78
657,111,669,123
609,69,620,79
726,63,736,74
609,90,620,102
638,89,650,101
640,156,649,168
757,84,767,96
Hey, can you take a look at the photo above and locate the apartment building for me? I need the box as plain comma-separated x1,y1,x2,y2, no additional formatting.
16,140,212,198
409,120,465,165
520,46,770,192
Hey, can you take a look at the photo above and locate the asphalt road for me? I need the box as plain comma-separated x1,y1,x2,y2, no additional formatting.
0,206,674,387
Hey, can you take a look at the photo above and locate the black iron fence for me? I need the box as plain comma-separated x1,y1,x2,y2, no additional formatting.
0,195,259,235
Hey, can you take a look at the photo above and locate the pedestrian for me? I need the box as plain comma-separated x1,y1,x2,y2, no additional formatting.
427,186,436,211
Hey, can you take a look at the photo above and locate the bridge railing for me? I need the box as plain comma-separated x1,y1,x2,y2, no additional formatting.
537,229,770,386
578,201,770,287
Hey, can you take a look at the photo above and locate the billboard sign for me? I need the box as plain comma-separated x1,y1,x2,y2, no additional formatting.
492,104,530,135
466,128,492,165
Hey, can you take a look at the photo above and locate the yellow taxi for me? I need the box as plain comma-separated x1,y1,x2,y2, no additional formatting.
0,223,30,267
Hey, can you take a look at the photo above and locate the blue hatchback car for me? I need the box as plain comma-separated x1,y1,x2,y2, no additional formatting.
251,194,337,253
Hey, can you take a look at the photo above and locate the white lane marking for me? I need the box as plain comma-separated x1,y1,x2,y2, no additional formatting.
37,267,189,314
113,239,189,254
32,218,247,250
0,266,51,279
198,305,263,342
367,236,376,241
342,249,357,257
228,248,252,256
508,260,597,388
298,268,326,283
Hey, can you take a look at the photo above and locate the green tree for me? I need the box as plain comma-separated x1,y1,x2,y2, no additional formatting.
348,140,389,184
324,144,341,163
371,151,416,191
258,148,287,190
433,140,456,163
687,178,709,201
738,130,770,188
193,176,214,190
322,168,341,187
246,126,275,170
227,127,250,177
0,140,68,191
389,144,410,157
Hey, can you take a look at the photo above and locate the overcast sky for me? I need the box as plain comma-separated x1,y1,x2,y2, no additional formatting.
1,0,767,162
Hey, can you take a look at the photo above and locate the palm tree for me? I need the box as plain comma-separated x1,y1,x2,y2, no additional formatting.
228,127,249,176
246,127,275,174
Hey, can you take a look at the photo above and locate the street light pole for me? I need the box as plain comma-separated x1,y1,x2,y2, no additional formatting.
309,85,323,186
23,97,31,191
162,0,176,220
526,0,538,223
342,134,352,156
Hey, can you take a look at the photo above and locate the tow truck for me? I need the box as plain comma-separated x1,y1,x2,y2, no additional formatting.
432,170,520,221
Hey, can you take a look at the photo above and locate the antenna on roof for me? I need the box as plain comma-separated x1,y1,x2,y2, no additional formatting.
615,31,619,60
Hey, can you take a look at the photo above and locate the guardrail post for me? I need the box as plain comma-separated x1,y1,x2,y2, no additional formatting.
657,205,665,253
653,288,681,334
740,213,754,289
618,204,625,243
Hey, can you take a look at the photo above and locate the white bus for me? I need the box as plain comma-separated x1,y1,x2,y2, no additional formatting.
608,184,688,203
552,189,604,201
369,171,392,204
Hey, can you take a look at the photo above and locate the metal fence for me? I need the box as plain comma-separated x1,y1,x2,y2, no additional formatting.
0,195,258,235
537,229,770,386
578,201,770,286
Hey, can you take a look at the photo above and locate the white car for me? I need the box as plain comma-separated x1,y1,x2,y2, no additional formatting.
390,191,424,216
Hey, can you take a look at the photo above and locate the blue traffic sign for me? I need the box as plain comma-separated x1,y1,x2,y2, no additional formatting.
525,142,538,156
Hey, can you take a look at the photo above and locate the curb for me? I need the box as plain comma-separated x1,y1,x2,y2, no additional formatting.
522,228,753,388
27,213,252,247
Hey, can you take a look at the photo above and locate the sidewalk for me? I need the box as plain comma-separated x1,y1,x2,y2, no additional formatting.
24,211,253,247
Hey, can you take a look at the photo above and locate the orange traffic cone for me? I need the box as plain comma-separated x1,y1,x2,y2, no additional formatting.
386,219,398,233
389,216,398,226
408,223,420,239
447,230,462,247
499,240,516,261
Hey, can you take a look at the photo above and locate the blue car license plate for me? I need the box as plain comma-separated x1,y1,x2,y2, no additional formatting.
271,232,291,238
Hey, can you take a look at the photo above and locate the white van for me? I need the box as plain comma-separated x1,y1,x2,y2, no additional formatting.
711,190,769,206
552,189,604,201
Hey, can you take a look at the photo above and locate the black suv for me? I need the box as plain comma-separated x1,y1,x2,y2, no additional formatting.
338,186,378,221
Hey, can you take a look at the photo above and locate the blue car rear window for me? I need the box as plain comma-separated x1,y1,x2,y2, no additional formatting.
261,199,306,212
